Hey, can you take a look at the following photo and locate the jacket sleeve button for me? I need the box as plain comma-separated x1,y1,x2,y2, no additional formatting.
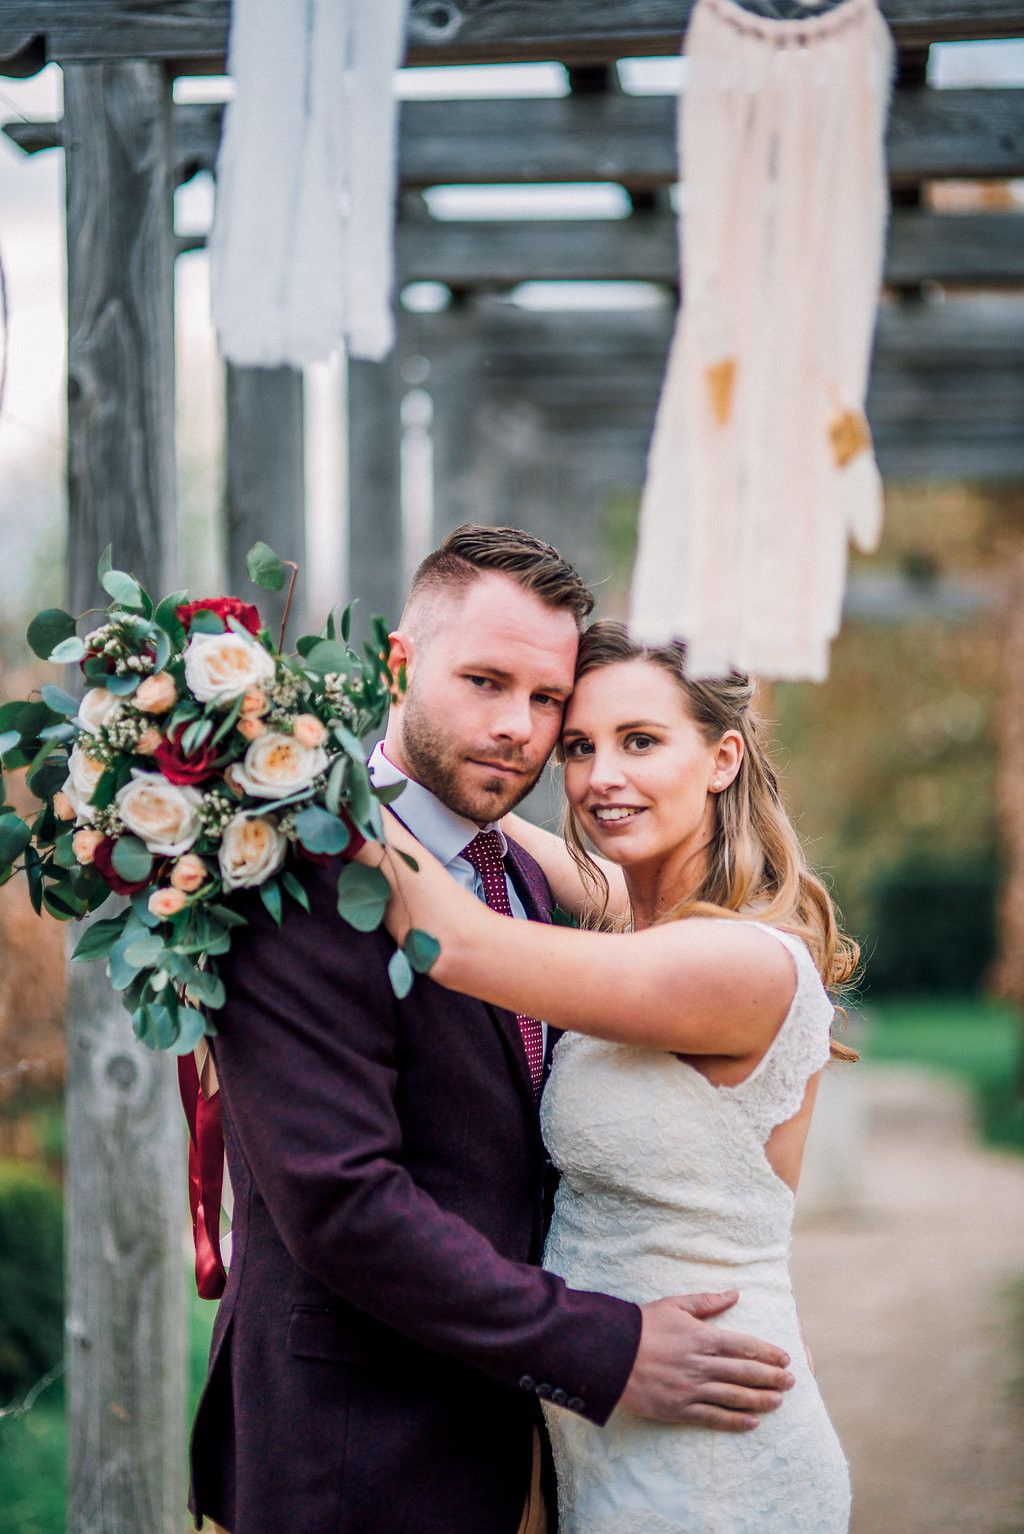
535,1382,552,1399
567,1396,585,1412
550,1388,568,1406
518,1375,536,1392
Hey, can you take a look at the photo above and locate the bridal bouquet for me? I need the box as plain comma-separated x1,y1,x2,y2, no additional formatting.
0,543,436,1055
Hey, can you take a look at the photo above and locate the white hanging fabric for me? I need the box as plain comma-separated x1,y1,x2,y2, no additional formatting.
629,0,893,680
210,0,408,367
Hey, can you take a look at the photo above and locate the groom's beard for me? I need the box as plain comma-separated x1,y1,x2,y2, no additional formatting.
400,695,545,824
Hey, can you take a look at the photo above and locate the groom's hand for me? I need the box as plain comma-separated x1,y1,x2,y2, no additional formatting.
619,1292,795,1431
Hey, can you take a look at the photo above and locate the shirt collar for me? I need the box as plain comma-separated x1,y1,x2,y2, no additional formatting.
367,742,508,869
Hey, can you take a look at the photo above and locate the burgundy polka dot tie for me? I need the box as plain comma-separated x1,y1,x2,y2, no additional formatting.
461,831,545,1100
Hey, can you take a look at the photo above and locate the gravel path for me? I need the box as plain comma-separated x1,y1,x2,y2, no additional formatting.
791,1067,1024,1534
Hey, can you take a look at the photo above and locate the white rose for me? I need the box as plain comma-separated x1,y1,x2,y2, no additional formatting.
115,772,203,857
63,744,107,821
218,814,287,890
78,687,122,735
231,732,328,800
184,631,276,705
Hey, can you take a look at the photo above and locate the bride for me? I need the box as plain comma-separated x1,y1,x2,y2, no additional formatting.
359,620,856,1533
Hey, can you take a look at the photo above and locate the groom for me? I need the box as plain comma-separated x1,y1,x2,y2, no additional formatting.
188,525,794,1534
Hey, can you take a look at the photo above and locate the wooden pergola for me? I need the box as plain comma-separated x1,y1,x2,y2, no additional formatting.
2,4,1024,1530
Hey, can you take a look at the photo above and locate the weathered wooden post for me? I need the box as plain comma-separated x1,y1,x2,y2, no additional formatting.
225,363,307,635
347,349,404,638
63,58,186,1534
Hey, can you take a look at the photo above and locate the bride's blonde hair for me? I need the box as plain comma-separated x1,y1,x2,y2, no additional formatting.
560,623,859,1060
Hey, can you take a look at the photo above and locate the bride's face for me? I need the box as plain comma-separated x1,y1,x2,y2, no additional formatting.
561,660,741,875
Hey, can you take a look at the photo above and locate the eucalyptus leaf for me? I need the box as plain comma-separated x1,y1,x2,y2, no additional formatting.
27,609,77,661
294,804,350,856
41,684,80,716
101,568,144,609
188,610,225,635
207,903,249,928
246,541,286,592
54,832,78,870
130,889,161,928
105,672,140,696
345,759,373,831
111,835,154,884
388,947,414,1000
187,968,225,1010
169,1006,209,1055
259,878,283,927
324,755,346,817
152,627,172,673
0,815,31,865
336,862,390,933
97,544,113,582
302,640,350,676
49,636,87,665
0,731,20,757
280,869,311,913
340,602,354,643
28,761,67,801
296,635,319,658
124,933,167,969
375,780,406,808
154,590,189,642
42,886,88,919
403,928,441,974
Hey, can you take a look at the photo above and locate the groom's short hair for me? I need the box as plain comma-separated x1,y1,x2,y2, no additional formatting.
407,524,594,630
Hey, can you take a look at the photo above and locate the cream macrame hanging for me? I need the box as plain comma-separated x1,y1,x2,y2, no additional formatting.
629,0,894,680
210,0,408,367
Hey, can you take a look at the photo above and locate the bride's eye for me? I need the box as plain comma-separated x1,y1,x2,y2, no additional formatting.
626,733,656,751
563,738,593,758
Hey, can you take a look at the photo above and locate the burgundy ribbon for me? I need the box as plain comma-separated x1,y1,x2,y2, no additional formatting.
178,1052,228,1300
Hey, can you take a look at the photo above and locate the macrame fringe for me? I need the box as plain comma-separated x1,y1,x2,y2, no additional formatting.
210,0,408,367
629,0,894,681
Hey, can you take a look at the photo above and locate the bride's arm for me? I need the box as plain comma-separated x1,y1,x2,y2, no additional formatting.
500,812,629,924
362,813,794,1061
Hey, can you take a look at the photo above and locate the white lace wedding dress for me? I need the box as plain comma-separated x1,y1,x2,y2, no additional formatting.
541,924,851,1534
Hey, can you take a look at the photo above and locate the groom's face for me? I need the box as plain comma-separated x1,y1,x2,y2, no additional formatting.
386,572,579,824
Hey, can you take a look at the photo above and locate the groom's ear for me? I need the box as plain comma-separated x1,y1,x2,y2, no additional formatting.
387,631,413,703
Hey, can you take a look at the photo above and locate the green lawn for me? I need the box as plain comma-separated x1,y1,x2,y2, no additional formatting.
863,994,1024,1152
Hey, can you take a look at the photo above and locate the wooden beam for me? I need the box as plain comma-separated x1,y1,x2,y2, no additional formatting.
4,0,1024,74
14,85,1024,188
62,58,186,1534
396,208,1024,286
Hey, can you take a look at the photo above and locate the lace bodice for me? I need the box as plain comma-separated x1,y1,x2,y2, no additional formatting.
540,924,849,1534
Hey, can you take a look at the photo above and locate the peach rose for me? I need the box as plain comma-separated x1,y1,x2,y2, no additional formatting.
62,744,107,821
78,687,122,735
231,732,328,800
218,814,287,890
224,763,247,798
292,714,327,750
240,689,269,718
114,772,203,857
136,727,163,756
184,631,276,705
54,791,75,822
170,853,208,893
148,887,188,919
72,828,104,865
135,671,177,714
237,716,266,743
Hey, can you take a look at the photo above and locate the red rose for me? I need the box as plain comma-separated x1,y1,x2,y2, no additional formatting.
153,723,221,786
176,597,261,636
92,835,152,896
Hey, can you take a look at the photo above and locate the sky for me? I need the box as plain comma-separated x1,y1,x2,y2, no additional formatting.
0,41,1023,622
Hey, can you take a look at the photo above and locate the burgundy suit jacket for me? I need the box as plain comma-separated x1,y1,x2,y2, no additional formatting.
189,838,641,1534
